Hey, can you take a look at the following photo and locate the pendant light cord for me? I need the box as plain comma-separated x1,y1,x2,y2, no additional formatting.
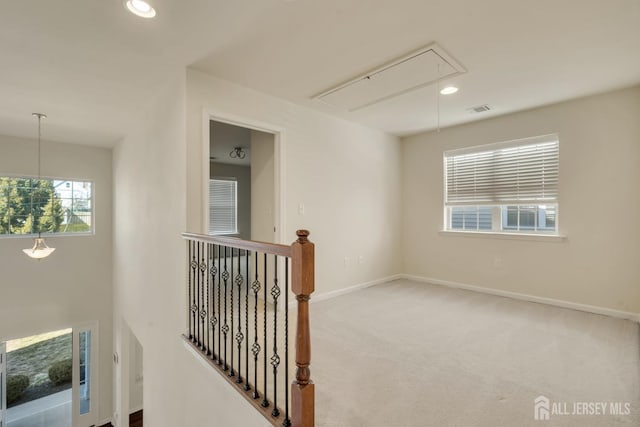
37,114,42,238
37,115,41,185
33,113,46,238
437,63,441,133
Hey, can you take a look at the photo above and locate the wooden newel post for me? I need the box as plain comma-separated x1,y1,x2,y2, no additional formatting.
291,229,315,427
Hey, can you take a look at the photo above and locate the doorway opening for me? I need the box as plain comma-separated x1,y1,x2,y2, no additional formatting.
1,325,98,427
207,119,279,244
3,328,72,427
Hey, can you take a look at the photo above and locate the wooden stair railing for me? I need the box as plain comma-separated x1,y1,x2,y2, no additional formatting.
181,230,314,427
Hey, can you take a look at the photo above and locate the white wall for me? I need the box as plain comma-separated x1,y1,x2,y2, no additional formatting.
402,85,640,314
186,68,403,295
0,135,113,423
128,332,143,413
112,71,268,427
250,130,275,243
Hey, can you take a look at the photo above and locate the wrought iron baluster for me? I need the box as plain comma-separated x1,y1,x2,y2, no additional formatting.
193,241,198,343
261,253,269,408
230,248,235,378
235,249,244,383
205,243,211,355
196,242,201,345
217,245,222,365
251,251,261,400
210,244,218,360
200,242,207,351
271,255,281,417
222,246,229,371
283,257,291,427
188,241,193,340
244,250,250,391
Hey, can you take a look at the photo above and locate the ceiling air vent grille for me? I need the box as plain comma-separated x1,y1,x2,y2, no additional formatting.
467,105,491,113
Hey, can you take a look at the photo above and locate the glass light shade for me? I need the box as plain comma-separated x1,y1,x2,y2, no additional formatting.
440,86,459,95
23,237,56,259
125,0,156,18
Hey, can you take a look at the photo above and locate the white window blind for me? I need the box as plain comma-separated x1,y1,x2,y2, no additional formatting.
209,178,237,235
445,135,559,206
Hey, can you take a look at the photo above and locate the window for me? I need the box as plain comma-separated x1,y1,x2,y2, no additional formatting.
444,135,559,234
450,206,493,231
0,177,93,236
209,178,237,235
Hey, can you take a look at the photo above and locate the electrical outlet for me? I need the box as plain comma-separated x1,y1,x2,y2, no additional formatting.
358,255,364,264
298,203,305,215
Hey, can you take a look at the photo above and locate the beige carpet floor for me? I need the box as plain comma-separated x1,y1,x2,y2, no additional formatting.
312,279,640,427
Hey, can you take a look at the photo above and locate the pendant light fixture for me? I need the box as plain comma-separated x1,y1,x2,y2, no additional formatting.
23,113,56,260
229,147,246,160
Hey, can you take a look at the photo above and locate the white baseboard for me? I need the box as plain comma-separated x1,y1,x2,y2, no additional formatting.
311,274,403,304
286,272,639,323
401,274,640,323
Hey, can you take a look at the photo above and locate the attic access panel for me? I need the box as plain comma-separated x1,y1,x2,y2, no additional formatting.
314,43,465,112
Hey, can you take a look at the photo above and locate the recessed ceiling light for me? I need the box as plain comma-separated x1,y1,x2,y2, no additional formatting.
125,0,156,18
440,86,459,95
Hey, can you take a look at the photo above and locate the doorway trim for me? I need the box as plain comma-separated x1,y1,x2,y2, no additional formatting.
202,109,286,244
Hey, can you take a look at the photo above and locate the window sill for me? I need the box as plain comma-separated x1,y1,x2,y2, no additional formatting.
438,230,566,242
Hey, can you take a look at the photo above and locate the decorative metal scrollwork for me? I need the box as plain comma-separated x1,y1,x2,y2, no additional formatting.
251,342,261,358
251,279,261,293
270,353,280,368
271,281,281,300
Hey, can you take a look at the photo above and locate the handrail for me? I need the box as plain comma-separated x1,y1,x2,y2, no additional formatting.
181,229,314,427
181,232,292,257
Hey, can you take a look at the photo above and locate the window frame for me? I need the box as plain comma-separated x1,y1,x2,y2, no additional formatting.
0,174,95,238
442,134,561,237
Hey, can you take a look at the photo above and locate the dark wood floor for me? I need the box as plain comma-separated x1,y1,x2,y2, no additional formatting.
129,410,143,427
99,409,142,427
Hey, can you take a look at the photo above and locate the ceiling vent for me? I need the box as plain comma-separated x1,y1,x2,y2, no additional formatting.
314,43,466,112
467,104,491,113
